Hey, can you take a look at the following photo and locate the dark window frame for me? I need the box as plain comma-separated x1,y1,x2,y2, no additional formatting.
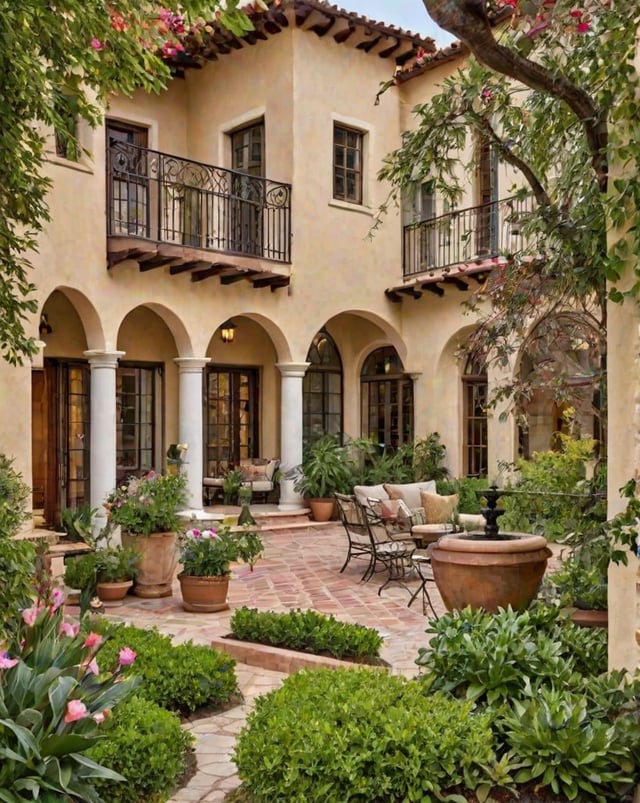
333,124,364,205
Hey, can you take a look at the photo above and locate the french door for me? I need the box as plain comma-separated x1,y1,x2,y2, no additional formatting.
205,368,259,476
33,361,91,527
230,122,264,256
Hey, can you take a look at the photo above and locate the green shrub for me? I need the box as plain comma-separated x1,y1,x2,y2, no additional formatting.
230,607,383,662
0,453,31,538
233,668,498,802
96,622,238,713
63,552,98,591
502,685,636,802
0,537,36,642
436,476,485,514
89,695,194,803
417,605,607,705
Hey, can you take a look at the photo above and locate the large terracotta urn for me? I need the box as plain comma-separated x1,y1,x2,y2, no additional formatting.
122,531,177,598
430,533,552,613
178,574,230,613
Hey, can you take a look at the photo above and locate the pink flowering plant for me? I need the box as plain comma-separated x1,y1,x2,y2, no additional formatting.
179,525,263,577
0,576,139,799
104,470,188,536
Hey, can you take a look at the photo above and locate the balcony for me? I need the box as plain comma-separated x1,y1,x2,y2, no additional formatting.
106,142,292,290
388,195,534,300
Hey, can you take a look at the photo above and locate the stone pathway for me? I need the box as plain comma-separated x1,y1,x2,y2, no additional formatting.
89,524,563,802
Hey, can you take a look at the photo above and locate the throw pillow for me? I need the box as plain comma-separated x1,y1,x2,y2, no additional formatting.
354,484,389,507
383,481,437,510
420,491,459,524
409,507,426,525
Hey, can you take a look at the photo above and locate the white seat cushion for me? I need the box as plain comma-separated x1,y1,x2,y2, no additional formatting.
383,481,437,510
354,484,390,507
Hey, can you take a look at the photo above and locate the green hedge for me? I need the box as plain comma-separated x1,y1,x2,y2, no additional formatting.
97,622,238,713
89,695,194,803
230,606,383,662
233,668,496,802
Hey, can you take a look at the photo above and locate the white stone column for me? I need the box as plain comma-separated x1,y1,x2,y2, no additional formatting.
84,349,125,534
174,357,210,511
276,362,309,509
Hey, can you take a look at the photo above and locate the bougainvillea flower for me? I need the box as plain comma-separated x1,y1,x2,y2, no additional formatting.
64,700,88,723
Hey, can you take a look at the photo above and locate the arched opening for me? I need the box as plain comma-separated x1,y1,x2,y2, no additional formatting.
360,346,413,449
303,329,343,445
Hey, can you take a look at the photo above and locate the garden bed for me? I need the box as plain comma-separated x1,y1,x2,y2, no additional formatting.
211,634,390,674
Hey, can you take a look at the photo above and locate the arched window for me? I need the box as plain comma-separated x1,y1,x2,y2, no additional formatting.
462,352,488,477
303,330,343,445
360,346,413,449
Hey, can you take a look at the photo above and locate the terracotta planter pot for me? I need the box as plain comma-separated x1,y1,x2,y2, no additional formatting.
122,531,177,598
178,574,230,613
570,608,608,629
96,580,133,607
430,533,552,613
309,498,335,522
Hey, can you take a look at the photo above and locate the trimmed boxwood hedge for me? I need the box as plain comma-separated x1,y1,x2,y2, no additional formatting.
229,606,384,662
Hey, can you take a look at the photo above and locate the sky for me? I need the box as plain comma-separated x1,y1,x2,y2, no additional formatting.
333,0,456,45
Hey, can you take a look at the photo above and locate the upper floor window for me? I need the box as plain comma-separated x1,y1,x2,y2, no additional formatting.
231,122,264,176
333,124,363,204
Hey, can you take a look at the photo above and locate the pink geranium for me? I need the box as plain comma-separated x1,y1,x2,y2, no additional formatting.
64,700,88,723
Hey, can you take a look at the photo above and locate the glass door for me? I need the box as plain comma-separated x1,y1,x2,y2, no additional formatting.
205,368,259,476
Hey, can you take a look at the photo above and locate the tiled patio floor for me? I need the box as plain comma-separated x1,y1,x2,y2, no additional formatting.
84,523,561,802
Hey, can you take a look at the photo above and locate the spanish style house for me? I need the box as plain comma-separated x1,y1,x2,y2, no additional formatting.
7,0,623,639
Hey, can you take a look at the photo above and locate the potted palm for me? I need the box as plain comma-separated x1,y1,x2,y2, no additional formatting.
104,470,188,598
294,435,353,521
178,524,263,612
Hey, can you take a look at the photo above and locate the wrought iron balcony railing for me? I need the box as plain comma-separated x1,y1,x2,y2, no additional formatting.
403,195,534,279
107,141,292,264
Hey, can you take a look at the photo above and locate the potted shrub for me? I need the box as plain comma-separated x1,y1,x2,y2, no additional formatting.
104,471,188,598
95,544,140,607
294,435,353,521
222,468,244,505
63,552,98,605
177,524,263,612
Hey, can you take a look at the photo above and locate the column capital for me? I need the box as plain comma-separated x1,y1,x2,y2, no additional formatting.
83,349,125,368
276,362,310,379
174,357,211,373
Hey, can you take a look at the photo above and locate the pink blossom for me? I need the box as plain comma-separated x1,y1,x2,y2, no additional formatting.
83,658,100,675
64,700,88,723
0,651,18,669
118,647,137,666
50,587,65,612
83,632,103,649
93,711,106,723
576,21,590,32
570,8,583,17
91,38,105,51
22,606,41,627
60,621,79,638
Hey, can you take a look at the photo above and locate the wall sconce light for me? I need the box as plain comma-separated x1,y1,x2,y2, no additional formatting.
39,313,53,336
220,320,237,344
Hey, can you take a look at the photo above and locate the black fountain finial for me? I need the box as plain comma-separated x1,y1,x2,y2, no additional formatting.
478,485,506,539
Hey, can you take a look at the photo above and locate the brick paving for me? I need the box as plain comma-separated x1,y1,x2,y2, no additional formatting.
88,523,562,802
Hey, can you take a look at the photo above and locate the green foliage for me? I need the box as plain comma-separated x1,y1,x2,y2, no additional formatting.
0,1,252,365
0,454,31,538
230,607,383,663
0,539,36,644
59,505,98,544
502,685,636,802
179,524,263,577
95,544,139,583
294,435,353,498
437,476,485,514
105,471,188,535
346,432,450,487
95,623,238,714
417,605,607,705
222,468,244,504
88,695,194,803
63,552,97,592
499,432,601,541
233,668,499,802
0,588,139,801
412,432,450,481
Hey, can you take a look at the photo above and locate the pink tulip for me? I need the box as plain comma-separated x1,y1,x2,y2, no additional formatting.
84,658,100,675
60,622,79,638
118,647,137,666
64,700,88,723
22,607,40,627
50,587,65,612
